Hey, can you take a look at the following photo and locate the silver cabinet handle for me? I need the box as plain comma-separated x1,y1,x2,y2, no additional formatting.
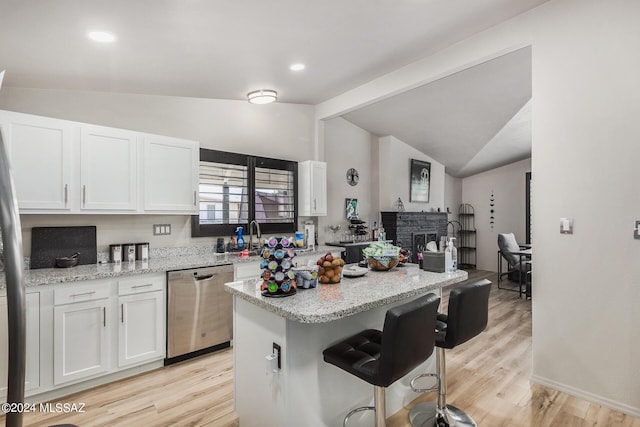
82,185,86,206
64,184,68,205
132,284,153,289
314,199,317,210
121,303,124,323
103,306,106,327
193,191,197,206
195,274,215,281
69,291,96,298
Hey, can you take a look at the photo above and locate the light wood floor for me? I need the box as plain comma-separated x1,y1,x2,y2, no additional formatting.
3,270,639,427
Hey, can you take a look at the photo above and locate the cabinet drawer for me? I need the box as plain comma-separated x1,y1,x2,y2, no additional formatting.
54,282,110,305
118,274,164,296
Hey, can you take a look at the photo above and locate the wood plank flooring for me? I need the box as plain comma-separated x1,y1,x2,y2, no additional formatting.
388,270,640,427
2,270,639,426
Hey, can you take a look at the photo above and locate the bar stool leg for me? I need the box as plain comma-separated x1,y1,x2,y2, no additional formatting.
374,385,386,427
409,348,477,427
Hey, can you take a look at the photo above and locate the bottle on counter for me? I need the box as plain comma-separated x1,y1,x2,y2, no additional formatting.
445,237,457,273
236,226,245,250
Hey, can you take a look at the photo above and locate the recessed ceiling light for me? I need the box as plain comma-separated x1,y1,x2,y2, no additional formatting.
88,31,116,43
247,89,278,104
289,63,306,71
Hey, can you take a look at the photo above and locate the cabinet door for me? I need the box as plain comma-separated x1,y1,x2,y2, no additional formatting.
143,136,199,213
118,291,164,368
310,161,327,215
234,260,262,281
80,126,137,211
54,299,110,385
0,111,72,210
0,293,40,398
298,160,327,216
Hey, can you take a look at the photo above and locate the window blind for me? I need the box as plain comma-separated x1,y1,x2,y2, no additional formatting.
198,161,249,225
255,167,295,224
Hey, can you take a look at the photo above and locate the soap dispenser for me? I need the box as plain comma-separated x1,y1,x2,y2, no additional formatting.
445,237,457,273
236,226,245,250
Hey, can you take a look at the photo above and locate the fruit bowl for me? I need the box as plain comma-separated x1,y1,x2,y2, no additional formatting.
315,251,345,284
318,264,343,284
366,256,399,271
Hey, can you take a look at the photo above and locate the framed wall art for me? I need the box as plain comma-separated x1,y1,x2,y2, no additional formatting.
345,198,359,220
410,159,430,203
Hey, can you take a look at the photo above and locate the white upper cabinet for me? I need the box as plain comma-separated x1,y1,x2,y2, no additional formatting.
0,112,72,210
143,135,199,214
80,126,137,211
0,110,199,214
298,160,327,216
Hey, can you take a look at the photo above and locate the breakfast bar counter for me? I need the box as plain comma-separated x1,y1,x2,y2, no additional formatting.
225,265,467,427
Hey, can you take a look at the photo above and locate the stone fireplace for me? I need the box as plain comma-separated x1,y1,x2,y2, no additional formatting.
380,212,448,263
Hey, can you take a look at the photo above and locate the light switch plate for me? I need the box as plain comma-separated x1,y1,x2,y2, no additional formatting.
635,221,640,239
560,218,574,234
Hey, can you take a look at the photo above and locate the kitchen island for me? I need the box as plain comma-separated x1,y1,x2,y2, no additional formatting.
225,264,467,427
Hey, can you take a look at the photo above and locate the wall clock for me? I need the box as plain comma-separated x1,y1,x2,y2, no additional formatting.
346,168,359,186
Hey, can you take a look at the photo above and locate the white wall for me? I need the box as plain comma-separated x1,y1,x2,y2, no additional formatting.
461,158,531,271
378,135,445,212
444,173,462,221
529,0,640,415
0,88,316,253
0,87,315,158
316,0,640,416
20,214,195,255
320,117,377,243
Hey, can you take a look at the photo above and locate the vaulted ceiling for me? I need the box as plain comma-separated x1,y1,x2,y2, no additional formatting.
0,0,542,175
341,47,532,177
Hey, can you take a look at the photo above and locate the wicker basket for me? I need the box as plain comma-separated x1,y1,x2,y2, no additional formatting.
367,257,399,271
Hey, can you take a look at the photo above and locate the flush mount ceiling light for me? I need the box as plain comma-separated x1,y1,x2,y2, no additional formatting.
247,89,278,104
289,63,306,71
88,31,116,43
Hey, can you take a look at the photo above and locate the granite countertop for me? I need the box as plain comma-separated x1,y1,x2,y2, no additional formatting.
0,245,338,289
224,264,468,324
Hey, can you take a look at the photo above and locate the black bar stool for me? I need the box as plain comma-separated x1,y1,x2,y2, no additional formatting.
409,279,492,427
323,293,441,427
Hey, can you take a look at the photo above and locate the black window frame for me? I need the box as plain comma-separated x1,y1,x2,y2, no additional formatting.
191,148,298,237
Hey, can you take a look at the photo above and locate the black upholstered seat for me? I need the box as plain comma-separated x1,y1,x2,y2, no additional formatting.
436,279,491,350
323,292,441,427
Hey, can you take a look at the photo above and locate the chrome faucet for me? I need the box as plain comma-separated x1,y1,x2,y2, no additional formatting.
248,220,261,252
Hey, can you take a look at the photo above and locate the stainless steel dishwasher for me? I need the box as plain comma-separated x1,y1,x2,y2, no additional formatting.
166,263,234,364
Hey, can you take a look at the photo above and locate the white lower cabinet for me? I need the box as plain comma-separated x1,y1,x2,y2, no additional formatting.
45,273,166,392
0,293,41,399
118,291,164,368
53,297,110,385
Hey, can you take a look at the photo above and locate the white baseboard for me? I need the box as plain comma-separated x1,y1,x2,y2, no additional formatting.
530,374,640,418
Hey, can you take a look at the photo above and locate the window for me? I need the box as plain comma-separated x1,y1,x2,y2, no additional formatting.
191,149,297,237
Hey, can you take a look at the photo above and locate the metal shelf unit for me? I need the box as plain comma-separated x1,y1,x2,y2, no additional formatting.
458,204,476,269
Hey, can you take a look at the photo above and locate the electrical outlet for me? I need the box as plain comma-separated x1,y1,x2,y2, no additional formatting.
153,224,172,236
273,342,281,369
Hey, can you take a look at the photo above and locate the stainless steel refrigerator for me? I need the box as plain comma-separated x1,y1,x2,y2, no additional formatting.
0,69,28,427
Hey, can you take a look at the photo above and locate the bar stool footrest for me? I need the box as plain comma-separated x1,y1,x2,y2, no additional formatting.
344,405,375,427
410,372,439,393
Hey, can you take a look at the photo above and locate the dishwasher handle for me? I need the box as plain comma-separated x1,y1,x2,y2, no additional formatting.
194,274,215,281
